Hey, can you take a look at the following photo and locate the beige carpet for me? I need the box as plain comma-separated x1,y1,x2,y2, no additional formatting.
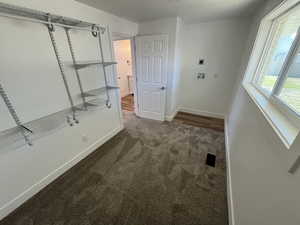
0,111,228,225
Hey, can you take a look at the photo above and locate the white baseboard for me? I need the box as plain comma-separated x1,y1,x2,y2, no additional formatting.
0,125,123,220
224,117,235,225
165,107,179,121
179,107,225,119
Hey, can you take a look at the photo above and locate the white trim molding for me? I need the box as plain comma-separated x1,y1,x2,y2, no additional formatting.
244,84,298,148
165,107,180,121
224,117,235,225
0,125,123,220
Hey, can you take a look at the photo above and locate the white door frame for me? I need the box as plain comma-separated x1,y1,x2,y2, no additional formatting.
111,32,139,116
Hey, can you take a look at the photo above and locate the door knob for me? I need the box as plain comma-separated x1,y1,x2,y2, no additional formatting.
161,86,166,90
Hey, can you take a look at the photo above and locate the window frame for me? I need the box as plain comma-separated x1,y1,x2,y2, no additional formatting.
251,4,300,129
242,0,300,149
252,18,282,91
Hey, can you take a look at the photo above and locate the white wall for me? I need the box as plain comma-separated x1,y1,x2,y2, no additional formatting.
227,0,300,225
171,17,184,116
138,17,180,117
138,17,251,120
0,0,138,220
179,19,250,118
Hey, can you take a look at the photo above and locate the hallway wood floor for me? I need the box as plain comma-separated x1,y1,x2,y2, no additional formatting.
121,94,134,111
174,112,224,132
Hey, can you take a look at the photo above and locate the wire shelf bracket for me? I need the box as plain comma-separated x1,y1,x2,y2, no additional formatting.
65,28,88,110
95,26,113,109
47,16,79,125
0,83,33,146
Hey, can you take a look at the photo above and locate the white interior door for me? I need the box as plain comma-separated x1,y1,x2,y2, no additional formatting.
135,35,168,121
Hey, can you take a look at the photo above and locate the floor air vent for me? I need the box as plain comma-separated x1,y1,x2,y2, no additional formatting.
206,153,216,167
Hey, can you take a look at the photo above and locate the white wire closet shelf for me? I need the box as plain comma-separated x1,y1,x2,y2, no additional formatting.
84,98,107,107
0,2,118,147
82,86,119,97
74,61,117,70
0,97,110,151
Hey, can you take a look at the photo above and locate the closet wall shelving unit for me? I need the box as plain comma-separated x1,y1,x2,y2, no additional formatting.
0,2,119,148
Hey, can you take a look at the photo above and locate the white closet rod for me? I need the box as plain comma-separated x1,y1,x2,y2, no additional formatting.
0,12,105,33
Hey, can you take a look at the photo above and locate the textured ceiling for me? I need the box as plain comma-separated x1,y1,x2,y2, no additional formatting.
76,0,263,23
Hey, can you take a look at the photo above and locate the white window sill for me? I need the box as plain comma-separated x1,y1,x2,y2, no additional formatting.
243,83,299,149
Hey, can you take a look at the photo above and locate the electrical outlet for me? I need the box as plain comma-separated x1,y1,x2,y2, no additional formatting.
82,135,89,143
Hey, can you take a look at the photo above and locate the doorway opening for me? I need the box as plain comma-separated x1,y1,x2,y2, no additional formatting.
113,39,135,112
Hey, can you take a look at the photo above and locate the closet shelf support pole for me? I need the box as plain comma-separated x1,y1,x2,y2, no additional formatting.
65,28,87,110
47,20,79,125
96,26,111,108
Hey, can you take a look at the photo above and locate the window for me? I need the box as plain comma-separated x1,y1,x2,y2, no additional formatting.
253,4,300,122
277,47,300,114
255,17,298,92
243,1,300,148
